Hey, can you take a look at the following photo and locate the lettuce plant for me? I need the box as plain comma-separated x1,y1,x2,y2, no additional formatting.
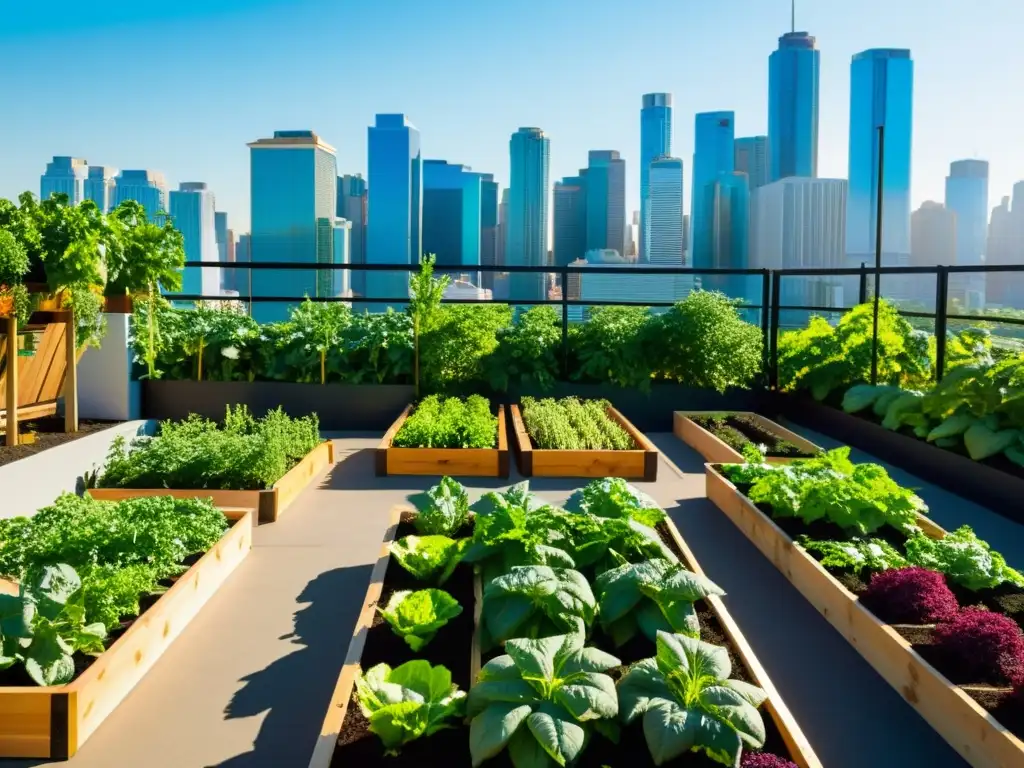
482,565,596,645
797,536,907,575
378,588,463,651
413,477,470,536
860,567,959,624
618,631,768,766
903,525,1024,591
594,558,724,647
390,535,467,584
565,477,666,528
933,608,1024,686
467,633,620,768
354,660,466,754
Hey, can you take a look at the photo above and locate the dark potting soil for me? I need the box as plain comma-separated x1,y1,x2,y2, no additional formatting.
0,418,119,468
691,414,817,459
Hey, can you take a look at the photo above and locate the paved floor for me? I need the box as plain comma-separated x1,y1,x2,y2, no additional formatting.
9,430,1002,768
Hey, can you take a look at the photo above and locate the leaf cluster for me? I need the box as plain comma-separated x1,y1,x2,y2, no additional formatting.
392,395,497,449
389,535,468,585
520,397,634,451
903,526,1024,591
485,305,561,392
413,477,471,536
379,588,464,651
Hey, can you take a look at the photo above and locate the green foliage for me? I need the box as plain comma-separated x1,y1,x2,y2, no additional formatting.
421,303,511,393
413,478,470,536
409,255,450,398
392,395,497,449
467,633,620,768
798,536,908,575
389,535,467,584
378,588,464,651
485,305,561,392
482,565,596,644
96,406,320,491
565,477,666,528
618,631,768,766
104,200,185,296
354,660,466,754
594,558,724,647
520,397,634,451
904,526,1024,591
0,229,30,324
572,305,654,390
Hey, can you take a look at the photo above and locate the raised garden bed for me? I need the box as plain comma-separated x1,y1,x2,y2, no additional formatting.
376,397,509,477
510,398,658,481
674,411,821,465
0,506,253,759
705,458,1024,768
309,478,820,768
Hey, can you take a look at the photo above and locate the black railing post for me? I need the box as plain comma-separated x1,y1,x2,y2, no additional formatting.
934,266,949,382
561,267,569,379
869,124,886,387
858,263,868,304
760,270,771,387
769,271,782,390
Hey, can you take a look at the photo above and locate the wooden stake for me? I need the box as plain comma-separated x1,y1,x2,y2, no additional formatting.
64,313,78,433
5,315,17,447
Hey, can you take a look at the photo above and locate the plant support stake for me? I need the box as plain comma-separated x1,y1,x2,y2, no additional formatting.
869,124,885,386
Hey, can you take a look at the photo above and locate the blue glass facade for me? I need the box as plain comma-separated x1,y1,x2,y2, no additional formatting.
945,159,989,267
169,182,220,298
333,219,352,298
40,156,88,204
367,114,421,309
846,49,914,264
248,130,337,322
640,93,672,263
479,173,499,290
337,174,367,296
422,160,482,274
585,150,626,256
734,137,769,190
648,157,684,266
84,166,116,212
704,172,750,297
507,127,550,302
112,170,168,222
768,32,819,181
553,175,587,268
691,112,735,271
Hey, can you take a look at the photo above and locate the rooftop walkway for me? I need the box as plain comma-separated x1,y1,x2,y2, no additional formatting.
12,428,1020,768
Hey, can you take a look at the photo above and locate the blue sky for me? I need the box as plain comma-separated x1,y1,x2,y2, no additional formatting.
1,0,1021,233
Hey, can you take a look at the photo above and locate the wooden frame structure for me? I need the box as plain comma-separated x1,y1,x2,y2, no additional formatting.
674,411,820,465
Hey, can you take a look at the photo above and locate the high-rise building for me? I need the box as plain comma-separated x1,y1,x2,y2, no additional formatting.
367,114,422,308
705,172,750,298
422,160,482,272
337,174,367,295
691,112,736,272
752,177,847,317
221,225,237,293
584,150,626,256
169,182,221,297
911,201,956,266
84,166,117,212
640,93,672,262
497,188,509,269
648,157,684,266
945,159,990,308
768,31,820,181
235,233,252,296
112,170,168,222
332,218,352,298
480,173,499,290
507,127,550,302
553,175,587,268
40,156,88,204
735,137,769,190
247,130,337,322
846,49,914,271
215,212,229,261
985,182,1024,308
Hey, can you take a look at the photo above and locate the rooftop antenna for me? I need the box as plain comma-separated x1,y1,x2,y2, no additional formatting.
791,0,796,33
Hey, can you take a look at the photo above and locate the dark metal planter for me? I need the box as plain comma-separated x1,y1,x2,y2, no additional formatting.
141,380,415,431
770,393,1024,525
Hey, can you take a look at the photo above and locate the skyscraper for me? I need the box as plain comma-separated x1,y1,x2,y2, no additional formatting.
40,156,88,204
248,130,337,322
986,182,1024,307
553,175,587,268
215,212,229,261
85,166,116,212
337,174,367,295
332,219,352,298
168,182,221,297
640,94,672,262
768,30,820,181
422,160,482,279
911,201,956,266
648,157,684,266
735,137,769,190
706,172,750,297
945,159,990,308
507,127,550,302
584,150,627,256
691,112,736,272
846,49,914,270
112,170,169,222
367,114,422,308
479,174,499,290
497,188,509,270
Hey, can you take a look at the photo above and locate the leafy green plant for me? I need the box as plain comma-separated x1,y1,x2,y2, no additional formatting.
594,558,724,647
566,477,666,528
0,229,30,324
467,632,620,768
392,395,497,449
798,536,908,575
354,660,466,754
413,477,470,536
572,305,655,390
422,303,511,393
903,526,1024,591
408,255,450,398
482,565,596,644
520,397,634,451
389,535,467,584
618,631,768,766
378,588,463,651
486,305,560,392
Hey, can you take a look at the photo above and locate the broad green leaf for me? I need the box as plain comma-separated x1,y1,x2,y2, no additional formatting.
526,702,586,766
469,702,533,765
0,593,34,638
701,685,766,748
26,564,81,621
479,654,521,681
660,568,725,602
723,678,769,707
23,622,76,686
506,725,556,768
369,700,425,752
693,711,743,765
379,588,463,651
553,671,618,721
617,658,674,723
467,679,539,717
642,700,698,764
842,384,893,413
872,388,905,417
963,423,1019,460
655,631,731,681
1006,443,1024,468
636,600,673,641
484,594,534,643
655,599,700,638
557,645,621,677
506,635,565,681
390,535,463,582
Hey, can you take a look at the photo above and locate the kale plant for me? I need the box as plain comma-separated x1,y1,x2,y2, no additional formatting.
482,565,596,645
413,477,470,536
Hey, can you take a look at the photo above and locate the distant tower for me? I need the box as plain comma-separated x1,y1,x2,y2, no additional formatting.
479,173,499,290
945,159,990,308
640,94,672,262
422,160,482,281
507,127,550,303
735,137,769,191
40,156,88,204
691,112,736,271
585,150,627,257
768,1,819,181
337,174,368,295
553,175,587,268
648,157,684,266
84,166,117,212
169,182,221,297
113,170,169,222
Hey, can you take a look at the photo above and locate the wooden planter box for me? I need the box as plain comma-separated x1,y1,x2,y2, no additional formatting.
510,403,658,481
704,463,1021,768
376,404,510,477
307,507,821,768
0,509,253,759
674,411,821,465
87,440,335,524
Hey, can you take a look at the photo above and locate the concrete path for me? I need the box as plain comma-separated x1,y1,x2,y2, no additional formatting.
5,432,980,768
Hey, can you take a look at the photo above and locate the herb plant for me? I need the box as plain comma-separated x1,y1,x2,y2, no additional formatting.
482,565,596,645
413,477,470,536
378,589,463,651
392,395,497,449
354,660,466,754
389,535,467,584
467,633,620,768
520,397,634,451
618,631,769,766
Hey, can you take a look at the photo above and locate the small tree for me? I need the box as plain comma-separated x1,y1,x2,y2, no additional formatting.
407,255,449,398
0,229,30,325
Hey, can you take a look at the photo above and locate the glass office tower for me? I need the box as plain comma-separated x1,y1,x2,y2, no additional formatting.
337,174,368,295
691,112,736,271
553,175,587,268
585,150,627,257
40,156,88,204
640,94,672,262
422,159,482,286
735,137,769,191
768,31,819,181
169,182,221,297
112,170,168,222
479,173,499,290
946,159,990,307
507,127,550,303
84,166,117,212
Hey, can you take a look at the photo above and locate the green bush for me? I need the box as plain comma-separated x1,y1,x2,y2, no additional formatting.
392,395,497,449
571,305,654,389
484,305,561,391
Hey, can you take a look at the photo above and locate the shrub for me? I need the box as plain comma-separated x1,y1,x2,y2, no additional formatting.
420,303,511,392
484,305,560,391
860,567,959,624
933,607,1024,686
741,754,799,768
571,305,654,389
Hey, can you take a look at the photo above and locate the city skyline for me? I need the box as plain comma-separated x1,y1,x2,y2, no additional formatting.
3,1,1021,234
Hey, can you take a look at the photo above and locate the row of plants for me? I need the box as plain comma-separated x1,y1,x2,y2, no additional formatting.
92,405,321,491
687,413,818,460
391,395,498,450
519,396,634,451
341,476,802,767
0,493,227,685
718,445,1024,738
